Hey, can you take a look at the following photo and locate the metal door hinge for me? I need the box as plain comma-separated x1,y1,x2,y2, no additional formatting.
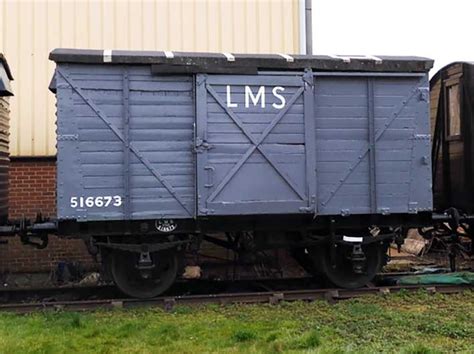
57,134,78,141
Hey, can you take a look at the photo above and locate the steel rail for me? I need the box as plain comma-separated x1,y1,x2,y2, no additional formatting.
0,284,472,313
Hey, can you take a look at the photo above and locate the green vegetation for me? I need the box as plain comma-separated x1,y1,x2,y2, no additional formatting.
0,290,473,353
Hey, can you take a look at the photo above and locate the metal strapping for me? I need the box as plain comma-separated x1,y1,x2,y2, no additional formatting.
319,78,424,209
328,54,351,63
278,53,294,62
222,52,235,62
103,49,112,63
205,84,306,202
164,51,174,59
328,54,383,64
366,55,383,64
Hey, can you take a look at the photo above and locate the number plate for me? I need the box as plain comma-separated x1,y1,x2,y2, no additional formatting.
70,196,123,208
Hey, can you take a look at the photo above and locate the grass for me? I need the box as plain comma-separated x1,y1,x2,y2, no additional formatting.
0,290,473,353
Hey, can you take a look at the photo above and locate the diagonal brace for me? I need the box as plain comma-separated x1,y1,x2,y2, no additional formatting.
320,78,425,209
206,84,305,202
57,69,193,216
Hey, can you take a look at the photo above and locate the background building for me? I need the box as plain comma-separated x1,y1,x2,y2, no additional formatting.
0,0,305,273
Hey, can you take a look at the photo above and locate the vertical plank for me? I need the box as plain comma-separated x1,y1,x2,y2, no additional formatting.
122,67,130,219
304,71,317,212
367,78,377,212
195,74,208,215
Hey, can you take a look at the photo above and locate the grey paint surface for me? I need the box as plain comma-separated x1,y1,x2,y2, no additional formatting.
56,64,194,220
314,74,432,215
55,64,432,221
196,73,315,215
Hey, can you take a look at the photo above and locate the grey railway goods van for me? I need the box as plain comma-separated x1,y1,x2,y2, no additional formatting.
49,49,434,297
0,54,12,223
50,49,433,223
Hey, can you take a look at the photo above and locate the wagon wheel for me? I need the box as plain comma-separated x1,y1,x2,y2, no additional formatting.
300,242,388,289
109,250,178,298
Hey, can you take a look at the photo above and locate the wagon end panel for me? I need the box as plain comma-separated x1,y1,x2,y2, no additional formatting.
315,73,432,216
55,64,195,221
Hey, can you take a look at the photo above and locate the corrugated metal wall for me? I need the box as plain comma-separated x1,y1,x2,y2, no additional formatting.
0,0,302,157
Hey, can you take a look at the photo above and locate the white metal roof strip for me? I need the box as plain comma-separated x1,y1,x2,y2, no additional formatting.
328,54,351,63
222,52,235,62
164,51,174,59
103,49,112,63
342,236,364,243
278,53,294,62
366,54,383,64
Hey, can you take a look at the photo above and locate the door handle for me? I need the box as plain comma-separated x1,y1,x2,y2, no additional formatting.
204,166,215,188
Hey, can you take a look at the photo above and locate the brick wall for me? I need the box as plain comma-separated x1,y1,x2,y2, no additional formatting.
0,157,97,273
9,158,56,220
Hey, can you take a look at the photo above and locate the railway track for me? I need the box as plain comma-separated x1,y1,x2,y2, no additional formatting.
0,284,472,313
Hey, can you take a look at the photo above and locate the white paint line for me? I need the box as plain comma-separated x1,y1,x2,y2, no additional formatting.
366,54,383,64
328,54,351,63
278,53,294,62
342,236,364,243
223,52,235,62
103,49,112,63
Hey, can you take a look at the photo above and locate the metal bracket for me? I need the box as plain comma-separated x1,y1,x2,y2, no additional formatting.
319,78,424,210
340,209,350,216
378,207,391,215
199,208,215,215
408,202,418,214
299,206,313,213
57,134,78,141
194,138,213,153
196,74,207,86
418,87,429,101
96,240,191,253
